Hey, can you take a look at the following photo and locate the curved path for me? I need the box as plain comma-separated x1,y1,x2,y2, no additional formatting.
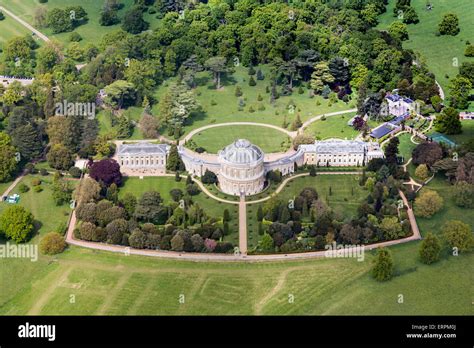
0,6,50,42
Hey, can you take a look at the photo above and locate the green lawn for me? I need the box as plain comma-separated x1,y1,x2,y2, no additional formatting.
0,242,471,315
188,125,291,153
304,113,359,140
0,0,161,46
396,133,416,163
0,174,76,235
377,0,474,102
0,15,33,43
150,65,356,138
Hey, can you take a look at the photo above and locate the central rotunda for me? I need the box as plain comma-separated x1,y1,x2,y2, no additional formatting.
217,139,265,196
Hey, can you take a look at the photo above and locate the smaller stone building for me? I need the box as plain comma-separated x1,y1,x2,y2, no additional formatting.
117,142,170,173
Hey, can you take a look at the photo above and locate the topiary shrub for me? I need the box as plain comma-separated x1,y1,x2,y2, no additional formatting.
18,184,30,193
33,185,43,193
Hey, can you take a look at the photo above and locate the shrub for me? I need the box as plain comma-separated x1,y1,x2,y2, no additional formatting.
69,32,82,42
31,178,41,186
371,248,393,281
69,166,82,178
415,189,444,218
18,183,30,193
79,222,96,241
186,183,200,196
40,168,49,176
419,232,441,264
248,106,255,113
248,76,256,86
442,220,474,252
465,45,474,57
40,232,67,255
33,185,43,193
415,164,429,181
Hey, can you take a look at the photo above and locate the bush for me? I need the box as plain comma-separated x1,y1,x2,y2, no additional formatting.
69,32,82,42
40,168,49,176
415,189,444,218
40,232,67,255
419,232,441,264
371,248,394,281
31,178,41,186
186,183,200,196
442,220,474,252
0,11,4,20
415,164,429,181
33,185,43,193
248,76,256,86
465,45,474,57
18,183,30,193
69,166,82,178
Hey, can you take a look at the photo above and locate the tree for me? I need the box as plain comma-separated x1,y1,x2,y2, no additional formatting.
120,193,137,217
438,13,460,36
453,181,474,208
47,144,75,170
448,76,472,110
384,137,400,167
89,159,122,186
100,1,120,26
0,206,35,243
459,62,474,85
419,232,441,264
415,164,430,181
0,132,18,183
46,8,74,33
139,114,159,138
412,142,443,167
129,229,147,249
389,21,408,41
122,6,149,34
379,216,403,240
465,45,474,57
73,177,101,204
159,83,200,127
40,232,67,255
442,220,474,252
415,189,444,218
204,56,229,89
258,233,274,252
105,218,128,244
202,170,218,184
292,133,314,150
435,107,462,135
166,144,185,172
104,80,137,110
310,62,334,93
134,191,166,224
371,248,394,281
52,178,73,206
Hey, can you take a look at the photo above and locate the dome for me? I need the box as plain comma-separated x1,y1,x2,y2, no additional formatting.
219,139,264,164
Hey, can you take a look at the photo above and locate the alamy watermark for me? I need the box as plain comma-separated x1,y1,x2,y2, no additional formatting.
0,242,38,262
324,242,365,262
55,100,96,120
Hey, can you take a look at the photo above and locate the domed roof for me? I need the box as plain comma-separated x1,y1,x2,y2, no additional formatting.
219,139,264,164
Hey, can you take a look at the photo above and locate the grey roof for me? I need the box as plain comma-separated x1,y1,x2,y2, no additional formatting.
300,139,368,154
118,142,170,156
219,139,263,164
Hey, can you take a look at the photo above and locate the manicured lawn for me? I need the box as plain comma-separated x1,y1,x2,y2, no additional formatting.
0,242,471,315
377,0,474,102
0,174,76,235
188,125,291,153
396,133,416,163
0,180,14,196
304,113,359,140
0,0,161,46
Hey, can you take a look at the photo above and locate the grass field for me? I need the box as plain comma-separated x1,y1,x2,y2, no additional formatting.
0,174,76,235
377,0,474,103
304,113,359,140
0,15,33,43
395,132,416,163
0,0,161,46
187,125,291,153
0,241,471,315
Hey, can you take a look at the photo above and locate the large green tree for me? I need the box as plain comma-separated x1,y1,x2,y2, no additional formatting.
435,107,462,135
0,206,35,243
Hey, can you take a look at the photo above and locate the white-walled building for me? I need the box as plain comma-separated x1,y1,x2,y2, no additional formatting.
117,142,170,173
118,139,384,196
300,139,384,167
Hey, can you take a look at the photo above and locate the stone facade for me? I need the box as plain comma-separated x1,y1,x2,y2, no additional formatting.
118,139,384,196
300,139,384,167
117,142,170,174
